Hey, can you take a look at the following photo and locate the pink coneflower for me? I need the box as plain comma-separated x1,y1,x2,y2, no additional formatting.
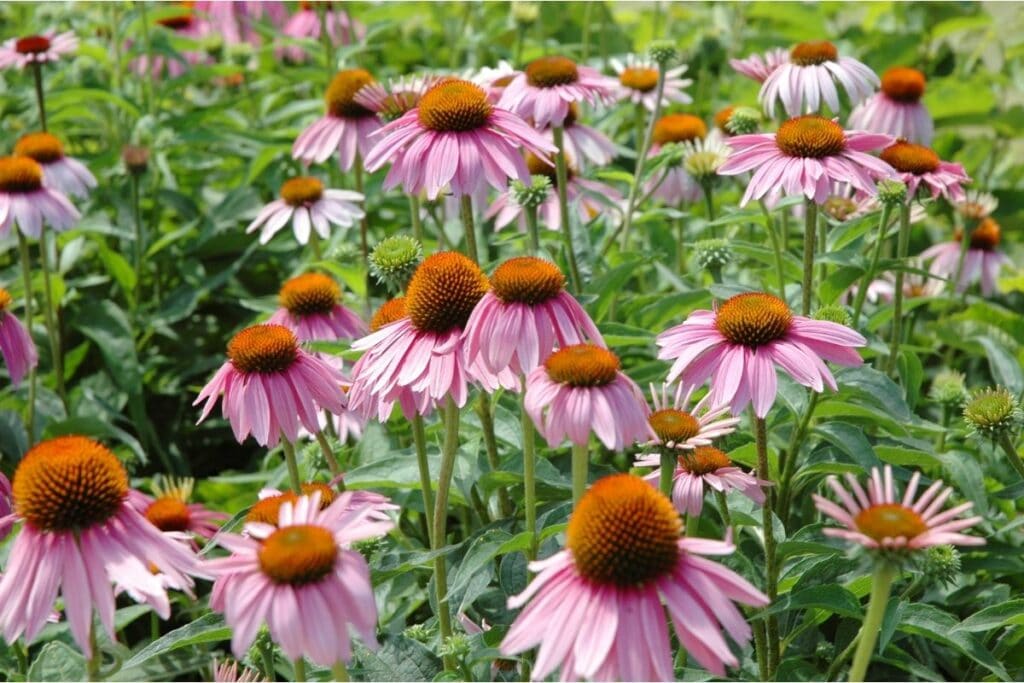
0,156,79,238
0,436,202,657
611,54,692,111
213,659,264,683
849,67,934,145
501,474,768,679
879,140,970,202
254,481,396,525
354,74,439,123
471,60,518,103
486,152,621,233
292,68,382,170
13,132,96,199
814,465,983,550
365,78,556,200
641,445,767,518
463,257,603,379
645,113,710,204
954,189,998,221
525,344,651,450
267,273,365,342
196,1,286,46
0,473,11,542
539,103,617,170
842,258,942,305
0,30,77,70
205,491,392,666
717,115,894,206
348,253,517,420
657,292,867,418
245,176,363,245
920,218,1009,296
194,323,347,446
729,47,788,83
131,9,209,79
761,41,877,118
0,288,37,386
637,382,741,452
130,475,226,541
498,55,616,129
279,1,364,63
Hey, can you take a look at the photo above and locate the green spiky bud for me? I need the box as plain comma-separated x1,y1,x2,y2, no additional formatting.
440,633,472,659
353,536,386,560
822,196,859,222
922,545,961,587
930,370,968,407
963,386,1022,440
510,175,551,210
326,241,361,262
648,40,679,67
876,178,908,207
725,106,760,135
369,235,423,293
694,238,732,270
403,624,433,643
813,304,852,327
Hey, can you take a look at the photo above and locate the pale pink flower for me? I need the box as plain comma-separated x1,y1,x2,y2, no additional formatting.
13,131,96,199
814,465,983,550
657,292,866,418
129,475,227,541
0,156,79,238
637,382,741,452
463,257,603,380
257,480,397,525
205,492,393,666
525,344,652,450
267,272,365,342
470,60,518,103
717,115,894,206
194,324,347,446
366,78,556,200
501,474,768,680
537,103,617,170
760,41,878,117
354,74,440,123
0,290,37,386
879,140,970,203
0,436,203,658
213,659,264,682
641,444,768,518
0,30,77,69
498,55,616,129
279,3,363,63
611,54,692,111
292,68,382,171
131,12,209,79
645,114,714,205
953,189,998,221
197,1,286,46
246,176,363,245
920,218,1008,296
849,66,934,145
729,47,788,83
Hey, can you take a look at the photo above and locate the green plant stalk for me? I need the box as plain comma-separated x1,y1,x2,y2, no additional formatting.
659,450,675,498
315,1,334,75
675,209,686,273
759,199,786,300
552,126,582,294
848,562,898,682
777,392,819,522
331,662,350,682
478,393,512,517
521,393,538,560
571,441,589,507
293,657,306,683
581,1,593,60
138,0,154,116
936,404,950,452
38,229,67,408
354,152,371,312
818,216,828,288
314,430,342,478
433,398,461,672
886,204,912,375
131,173,144,307
524,202,541,255
851,204,894,327
825,633,859,681
86,627,100,681
702,180,716,235
280,438,302,494
949,215,972,299
685,511,699,537
618,66,667,253
258,639,275,681
715,488,733,532
997,433,1024,480
412,414,434,545
308,232,323,262
17,234,36,445
753,619,769,682
460,194,480,265
754,415,780,676
31,62,47,131
801,198,818,316
409,194,424,244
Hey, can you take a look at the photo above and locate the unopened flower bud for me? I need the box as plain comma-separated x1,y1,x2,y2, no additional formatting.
369,235,422,293
648,40,679,67
694,238,732,270
510,175,551,210
876,178,908,207
813,304,852,327
725,106,760,135
930,370,967,407
963,387,1022,440
922,545,961,586
122,145,149,176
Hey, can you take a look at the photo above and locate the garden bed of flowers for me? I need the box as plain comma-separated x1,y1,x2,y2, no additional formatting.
0,1,1021,681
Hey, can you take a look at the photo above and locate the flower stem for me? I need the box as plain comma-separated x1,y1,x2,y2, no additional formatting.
818,216,828,289
38,228,67,409
715,488,733,533
851,204,894,328
759,199,786,300
280,438,302,494
619,67,667,252
524,202,541,255
314,430,343,478
331,662,350,682
754,414,780,676
130,173,144,308
571,441,589,507
258,638,275,681
886,204,912,375
17,234,36,445
459,194,479,265
936,405,950,452
997,433,1024,481
658,450,675,498
685,511,699,537
702,180,716,235
433,398,461,672
478,393,512,517
293,657,306,683
86,627,100,681
315,1,334,76
412,414,434,545
520,392,538,560
409,194,424,244
950,213,973,298
801,198,818,316
848,562,898,682
777,391,819,522
31,62,47,131
551,126,582,294
753,619,769,682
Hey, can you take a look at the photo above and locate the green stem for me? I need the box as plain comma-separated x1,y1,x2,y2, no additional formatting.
851,204,894,328
259,638,275,681
353,152,371,314
552,126,582,294
675,209,686,274
818,216,828,290
131,173,144,308
433,398,460,672
715,488,733,533
619,66,667,252
949,211,972,298
280,438,302,494
309,231,323,262
31,62,47,131
936,404,950,452
753,619,769,682
997,433,1024,481
521,393,538,560
331,662,350,682
759,199,786,300
412,414,434,545
38,228,67,409
848,562,898,682
702,181,716,234
571,441,589,507
17,234,36,445
825,633,859,681
685,511,699,537
315,430,342,477
524,202,541,255
409,194,424,244
315,1,334,76
778,392,819,522
459,194,479,265
886,204,911,375
755,415,780,676
801,199,818,316
86,627,100,681
581,1,593,61
138,1,154,116
658,450,675,498
478,393,512,517
293,657,306,683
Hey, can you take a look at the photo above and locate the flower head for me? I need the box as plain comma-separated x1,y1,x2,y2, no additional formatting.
14,132,97,199
267,272,365,342
246,176,364,245
954,189,998,221
929,370,968,407
963,387,1022,441
354,74,440,123
879,140,970,202
279,3,363,63
920,218,1008,296
132,475,226,540
694,238,733,271
0,288,37,386
122,145,150,175
0,30,77,69
369,235,423,293
498,56,615,128
612,54,692,112
724,106,761,135
760,41,878,117
729,47,788,83
292,68,382,170
501,474,768,679
849,66,934,145
0,156,80,238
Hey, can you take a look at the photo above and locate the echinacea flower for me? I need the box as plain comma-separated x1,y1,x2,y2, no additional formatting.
760,41,878,118
131,9,210,79
0,288,37,386
253,482,396,526
213,658,264,683
637,382,741,452
279,1,363,63
194,323,347,446
657,292,867,418
525,344,651,450
640,445,767,518
539,103,617,170
611,54,692,111
267,272,365,342
0,436,202,657
0,156,80,238
645,113,710,204
487,152,621,232
246,176,364,245
14,132,97,199
814,465,983,551
954,189,998,221
349,252,517,420
205,492,393,666
365,78,556,200
292,68,382,170
130,475,226,541
354,74,439,123
849,66,934,145
0,473,11,542
500,474,768,680
499,55,615,128
878,140,970,202
463,257,603,379
717,115,894,206
729,47,788,84
471,59,518,103
0,30,77,70
196,0,286,47
920,218,1008,296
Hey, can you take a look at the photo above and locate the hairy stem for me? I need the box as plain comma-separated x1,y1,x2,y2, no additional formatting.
552,126,581,294
851,204,894,328
886,204,912,375
848,562,897,682
801,198,818,316
432,398,461,672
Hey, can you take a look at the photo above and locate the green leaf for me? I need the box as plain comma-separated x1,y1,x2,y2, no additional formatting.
354,635,442,682
814,422,880,470
27,642,86,682
121,613,230,672
974,336,1024,394
761,583,862,619
897,350,923,411
954,600,1024,633
873,445,942,468
897,603,1009,680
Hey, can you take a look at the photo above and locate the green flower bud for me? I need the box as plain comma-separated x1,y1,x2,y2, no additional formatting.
511,1,539,25
922,545,961,587
510,175,552,210
813,304,852,327
963,386,1022,440
725,106,761,135
369,235,423,293
694,238,732,270
648,40,679,67
876,179,908,207
403,623,433,643
440,633,472,659
929,370,968,407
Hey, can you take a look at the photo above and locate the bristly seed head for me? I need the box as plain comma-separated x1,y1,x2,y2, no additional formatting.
524,56,579,88
258,524,337,585
279,273,340,317
649,409,701,445
679,445,732,475
968,218,1001,251
14,132,65,164
15,35,52,54
715,292,793,348
880,140,940,175
280,177,324,206
963,386,1022,440
405,252,489,333
326,68,376,118
0,156,44,193
775,115,847,158
544,344,620,387
227,324,299,374
619,66,659,93
489,256,565,305
417,79,493,132
790,40,839,66
370,297,407,332
370,235,423,293
653,114,707,146
881,67,926,103
854,503,928,543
